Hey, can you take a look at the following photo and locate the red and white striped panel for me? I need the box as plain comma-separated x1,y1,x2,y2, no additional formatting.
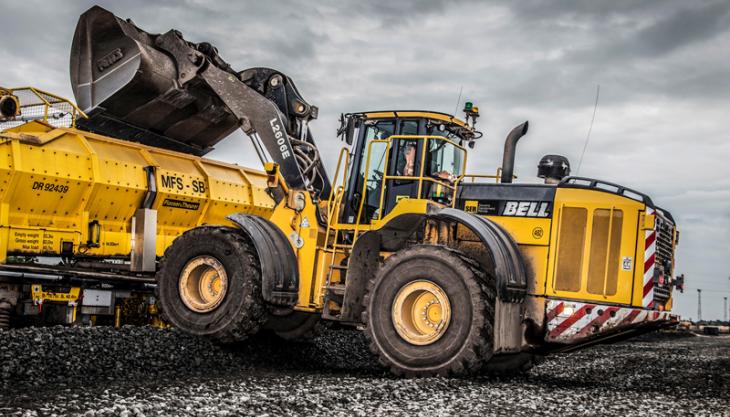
545,299,675,344
643,207,657,308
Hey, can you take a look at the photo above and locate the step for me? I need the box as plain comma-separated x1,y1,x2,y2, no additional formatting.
326,284,346,296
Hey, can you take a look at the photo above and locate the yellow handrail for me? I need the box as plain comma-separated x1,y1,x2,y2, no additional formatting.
325,147,351,225
0,86,88,129
375,135,466,214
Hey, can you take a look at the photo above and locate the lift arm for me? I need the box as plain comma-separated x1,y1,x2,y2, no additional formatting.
153,31,330,197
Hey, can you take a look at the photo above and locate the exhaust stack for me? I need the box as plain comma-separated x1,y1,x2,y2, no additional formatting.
500,121,529,184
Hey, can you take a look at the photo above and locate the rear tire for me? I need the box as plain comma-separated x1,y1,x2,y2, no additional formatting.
363,245,494,377
156,226,266,343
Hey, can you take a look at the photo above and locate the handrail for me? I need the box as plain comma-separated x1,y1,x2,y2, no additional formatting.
320,149,349,303
0,86,88,129
351,135,468,238
325,147,351,225
383,175,457,189
374,135,467,219
558,176,654,206
454,169,515,185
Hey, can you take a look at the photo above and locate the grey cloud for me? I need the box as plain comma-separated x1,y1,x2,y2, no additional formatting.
631,1,730,57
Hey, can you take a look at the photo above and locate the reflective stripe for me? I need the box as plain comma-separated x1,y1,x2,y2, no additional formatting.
643,208,656,308
545,299,675,343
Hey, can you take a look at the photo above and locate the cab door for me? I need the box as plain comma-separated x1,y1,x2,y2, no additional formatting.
547,187,644,305
343,119,422,223
341,120,395,224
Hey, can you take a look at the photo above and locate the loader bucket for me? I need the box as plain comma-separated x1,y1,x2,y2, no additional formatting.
70,6,239,155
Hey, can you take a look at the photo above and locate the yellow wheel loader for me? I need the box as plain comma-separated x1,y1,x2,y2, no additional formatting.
0,6,682,376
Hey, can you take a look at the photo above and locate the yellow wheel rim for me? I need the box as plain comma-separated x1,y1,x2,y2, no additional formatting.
179,256,228,313
391,280,451,346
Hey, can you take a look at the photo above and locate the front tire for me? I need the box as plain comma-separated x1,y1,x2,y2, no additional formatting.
156,226,266,343
363,245,494,377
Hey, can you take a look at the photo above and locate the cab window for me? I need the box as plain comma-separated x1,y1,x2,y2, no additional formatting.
401,120,419,136
359,121,395,177
342,120,394,224
361,141,388,222
427,139,465,179
395,139,419,177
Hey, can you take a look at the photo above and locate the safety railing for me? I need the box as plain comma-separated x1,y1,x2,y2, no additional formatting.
0,87,87,131
324,147,352,232
354,135,467,223
320,148,352,298
450,169,519,207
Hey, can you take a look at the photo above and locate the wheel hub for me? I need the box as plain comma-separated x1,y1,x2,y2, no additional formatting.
391,280,451,345
179,256,228,313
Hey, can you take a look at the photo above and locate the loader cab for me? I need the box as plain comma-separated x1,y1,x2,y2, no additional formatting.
339,111,478,224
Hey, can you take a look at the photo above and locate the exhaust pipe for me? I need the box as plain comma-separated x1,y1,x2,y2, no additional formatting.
500,121,529,184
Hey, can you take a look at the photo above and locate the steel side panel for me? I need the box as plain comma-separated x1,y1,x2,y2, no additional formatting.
485,216,551,246
546,188,643,306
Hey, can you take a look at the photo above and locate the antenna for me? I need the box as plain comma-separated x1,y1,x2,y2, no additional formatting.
453,85,463,116
577,84,600,175
697,289,702,322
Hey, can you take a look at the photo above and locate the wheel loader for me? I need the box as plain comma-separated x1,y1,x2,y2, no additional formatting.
0,6,682,376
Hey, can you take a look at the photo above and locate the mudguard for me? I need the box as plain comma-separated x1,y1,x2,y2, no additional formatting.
227,213,298,306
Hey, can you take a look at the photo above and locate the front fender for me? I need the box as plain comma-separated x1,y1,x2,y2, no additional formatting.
227,213,299,306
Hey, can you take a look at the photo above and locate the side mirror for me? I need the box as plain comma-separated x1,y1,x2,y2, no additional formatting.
345,116,357,146
674,273,685,293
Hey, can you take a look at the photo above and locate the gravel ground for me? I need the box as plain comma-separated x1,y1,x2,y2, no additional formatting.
0,326,728,416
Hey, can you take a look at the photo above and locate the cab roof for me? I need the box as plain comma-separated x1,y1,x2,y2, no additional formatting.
358,110,472,131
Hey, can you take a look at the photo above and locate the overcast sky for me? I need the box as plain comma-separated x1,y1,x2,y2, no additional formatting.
1,0,729,319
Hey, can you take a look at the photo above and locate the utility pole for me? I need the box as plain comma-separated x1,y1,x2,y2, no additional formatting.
697,289,702,322
725,297,728,323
